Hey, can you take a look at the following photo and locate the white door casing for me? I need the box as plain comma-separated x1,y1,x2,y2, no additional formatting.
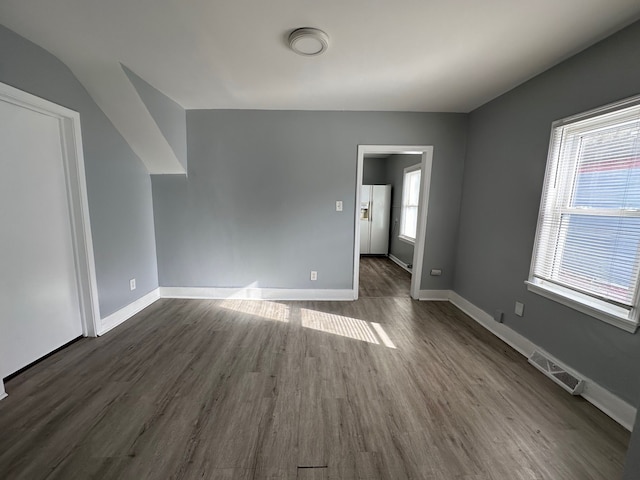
354,146,433,299
0,82,99,399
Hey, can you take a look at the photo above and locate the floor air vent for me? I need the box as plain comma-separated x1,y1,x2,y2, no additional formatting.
528,350,584,395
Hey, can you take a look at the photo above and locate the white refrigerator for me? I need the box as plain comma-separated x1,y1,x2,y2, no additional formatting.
360,184,391,255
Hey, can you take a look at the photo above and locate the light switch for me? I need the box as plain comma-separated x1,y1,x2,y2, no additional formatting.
336,201,343,212
515,301,525,317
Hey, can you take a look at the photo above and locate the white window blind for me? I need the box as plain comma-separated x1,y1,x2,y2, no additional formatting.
529,97,640,330
400,165,421,242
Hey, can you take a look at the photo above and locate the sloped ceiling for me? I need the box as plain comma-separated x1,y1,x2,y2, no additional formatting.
78,63,186,174
123,65,187,172
1,0,639,173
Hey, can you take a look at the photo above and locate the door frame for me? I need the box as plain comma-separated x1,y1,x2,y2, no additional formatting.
0,82,100,338
353,145,434,299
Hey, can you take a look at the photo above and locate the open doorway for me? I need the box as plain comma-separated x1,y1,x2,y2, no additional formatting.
353,145,433,300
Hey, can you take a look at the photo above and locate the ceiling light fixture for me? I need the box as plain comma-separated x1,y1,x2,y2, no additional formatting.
288,28,329,56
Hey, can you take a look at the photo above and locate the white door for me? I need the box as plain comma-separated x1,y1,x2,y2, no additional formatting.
370,185,391,254
0,99,84,378
360,185,371,254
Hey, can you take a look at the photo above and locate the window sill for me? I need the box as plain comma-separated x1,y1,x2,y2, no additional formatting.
398,235,415,245
525,279,638,334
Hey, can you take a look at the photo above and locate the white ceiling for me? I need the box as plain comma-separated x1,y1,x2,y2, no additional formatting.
2,0,640,113
1,1,639,173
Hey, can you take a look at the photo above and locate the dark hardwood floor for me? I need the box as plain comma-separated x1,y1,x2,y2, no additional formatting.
0,257,629,479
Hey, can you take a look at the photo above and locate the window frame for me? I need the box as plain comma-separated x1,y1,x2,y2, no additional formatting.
399,164,422,244
527,94,640,334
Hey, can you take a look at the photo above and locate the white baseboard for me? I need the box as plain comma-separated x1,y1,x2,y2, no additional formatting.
0,380,6,401
581,378,637,432
95,284,637,430
448,291,636,431
159,287,355,301
98,288,160,336
448,292,536,358
388,254,412,273
418,289,452,301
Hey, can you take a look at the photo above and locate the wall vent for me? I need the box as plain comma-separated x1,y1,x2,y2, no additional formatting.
528,350,584,395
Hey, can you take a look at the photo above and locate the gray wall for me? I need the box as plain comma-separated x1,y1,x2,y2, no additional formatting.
153,110,467,291
123,65,188,171
386,154,422,266
454,20,640,404
0,25,159,317
362,156,388,184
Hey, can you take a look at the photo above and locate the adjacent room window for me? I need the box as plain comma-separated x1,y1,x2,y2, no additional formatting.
527,95,640,332
399,164,421,243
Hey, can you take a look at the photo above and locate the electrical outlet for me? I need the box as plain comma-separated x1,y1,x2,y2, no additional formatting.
336,200,343,212
130,278,136,291
515,301,525,317
310,271,318,281
430,269,442,276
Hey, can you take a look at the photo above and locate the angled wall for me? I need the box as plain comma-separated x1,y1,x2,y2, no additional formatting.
0,25,159,318
123,65,187,172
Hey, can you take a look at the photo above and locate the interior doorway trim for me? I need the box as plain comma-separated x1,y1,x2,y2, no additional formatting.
354,145,434,299
0,82,100,338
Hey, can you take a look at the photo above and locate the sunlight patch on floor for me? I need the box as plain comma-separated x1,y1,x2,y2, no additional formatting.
301,308,396,348
218,296,397,347
370,322,397,349
301,308,378,344
219,299,290,322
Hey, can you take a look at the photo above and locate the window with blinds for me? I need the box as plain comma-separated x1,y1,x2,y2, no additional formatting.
528,96,640,332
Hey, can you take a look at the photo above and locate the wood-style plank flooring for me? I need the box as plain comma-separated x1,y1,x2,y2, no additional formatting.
359,256,411,298
0,257,629,479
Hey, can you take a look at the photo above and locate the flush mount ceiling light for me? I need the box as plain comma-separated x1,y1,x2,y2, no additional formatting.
288,28,329,56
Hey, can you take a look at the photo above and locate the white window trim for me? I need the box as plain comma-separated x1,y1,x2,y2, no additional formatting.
398,234,415,245
527,94,640,334
526,280,638,333
399,164,421,243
